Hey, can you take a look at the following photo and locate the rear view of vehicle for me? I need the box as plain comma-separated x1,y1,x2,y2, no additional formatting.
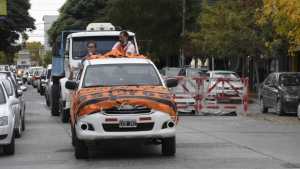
0,79,16,155
66,55,178,159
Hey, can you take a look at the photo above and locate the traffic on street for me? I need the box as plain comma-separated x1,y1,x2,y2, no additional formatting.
1,0,300,168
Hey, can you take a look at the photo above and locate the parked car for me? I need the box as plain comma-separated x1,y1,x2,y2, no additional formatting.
0,79,17,155
259,72,300,115
206,71,244,102
44,65,52,107
0,71,27,136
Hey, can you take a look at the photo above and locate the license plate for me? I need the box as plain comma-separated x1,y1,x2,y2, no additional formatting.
119,120,137,128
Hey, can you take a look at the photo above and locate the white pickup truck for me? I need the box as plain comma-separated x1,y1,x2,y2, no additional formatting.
65,54,178,159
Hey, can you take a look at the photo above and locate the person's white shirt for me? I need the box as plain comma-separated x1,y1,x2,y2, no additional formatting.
112,41,136,54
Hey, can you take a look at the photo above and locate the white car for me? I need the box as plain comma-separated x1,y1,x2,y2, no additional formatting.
0,72,27,138
206,71,244,101
0,79,18,155
66,56,178,159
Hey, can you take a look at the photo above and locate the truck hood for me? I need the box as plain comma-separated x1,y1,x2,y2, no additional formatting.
74,86,176,117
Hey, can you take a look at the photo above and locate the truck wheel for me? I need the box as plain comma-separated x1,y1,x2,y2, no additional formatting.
51,83,60,116
3,131,15,155
162,137,176,156
74,131,88,159
46,95,50,107
61,109,70,123
71,126,76,147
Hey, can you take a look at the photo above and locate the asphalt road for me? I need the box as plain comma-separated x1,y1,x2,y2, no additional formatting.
0,86,300,169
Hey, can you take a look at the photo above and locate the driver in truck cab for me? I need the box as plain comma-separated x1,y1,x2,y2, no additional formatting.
69,41,99,80
112,30,136,54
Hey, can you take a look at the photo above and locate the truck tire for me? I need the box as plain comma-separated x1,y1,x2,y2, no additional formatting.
74,130,89,159
3,131,15,155
162,137,176,156
51,82,60,116
61,109,70,123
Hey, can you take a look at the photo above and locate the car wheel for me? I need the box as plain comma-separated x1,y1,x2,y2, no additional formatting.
74,130,89,159
297,104,300,120
14,117,22,138
51,83,60,116
276,100,284,116
260,98,268,113
22,111,25,131
162,136,176,156
3,131,15,155
45,95,50,107
61,109,70,123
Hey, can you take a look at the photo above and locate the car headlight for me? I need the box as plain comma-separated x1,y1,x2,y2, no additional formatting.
0,116,8,126
284,95,299,101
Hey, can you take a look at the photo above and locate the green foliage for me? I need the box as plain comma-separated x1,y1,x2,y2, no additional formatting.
0,0,35,63
25,42,43,65
189,0,264,60
43,51,52,67
107,0,182,66
48,0,107,45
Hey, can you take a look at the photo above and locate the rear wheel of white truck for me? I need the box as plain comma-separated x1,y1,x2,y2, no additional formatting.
51,81,60,116
162,136,176,156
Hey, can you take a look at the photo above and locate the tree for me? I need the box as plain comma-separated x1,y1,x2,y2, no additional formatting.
43,51,52,67
107,0,182,67
189,0,264,70
0,0,35,63
48,0,107,46
25,42,43,65
257,0,300,55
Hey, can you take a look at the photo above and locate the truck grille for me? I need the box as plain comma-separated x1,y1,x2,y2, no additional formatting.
102,123,154,132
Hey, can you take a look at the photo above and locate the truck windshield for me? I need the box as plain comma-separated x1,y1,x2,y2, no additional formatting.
83,64,162,87
72,36,134,60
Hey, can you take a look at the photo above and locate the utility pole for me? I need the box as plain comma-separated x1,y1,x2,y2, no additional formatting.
180,0,186,67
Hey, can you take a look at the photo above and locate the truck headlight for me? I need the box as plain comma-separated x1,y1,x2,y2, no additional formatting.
0,116,8,126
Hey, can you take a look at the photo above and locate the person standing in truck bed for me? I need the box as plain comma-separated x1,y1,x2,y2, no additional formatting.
112,30,136,54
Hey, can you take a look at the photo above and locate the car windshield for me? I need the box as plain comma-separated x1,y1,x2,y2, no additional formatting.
72,36,135,60
279,74,300,86
83,64,162,87
212,72,240,81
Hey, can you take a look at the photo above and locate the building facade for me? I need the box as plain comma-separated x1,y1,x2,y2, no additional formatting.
43,15,58,51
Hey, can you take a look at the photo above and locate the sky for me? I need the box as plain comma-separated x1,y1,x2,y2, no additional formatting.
27,0,66,44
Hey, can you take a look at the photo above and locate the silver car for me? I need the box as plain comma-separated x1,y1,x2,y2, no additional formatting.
0,79,19,155
0,72,27,137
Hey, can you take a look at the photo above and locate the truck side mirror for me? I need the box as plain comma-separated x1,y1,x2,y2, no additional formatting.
65,80,78,90
166,78,178,88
